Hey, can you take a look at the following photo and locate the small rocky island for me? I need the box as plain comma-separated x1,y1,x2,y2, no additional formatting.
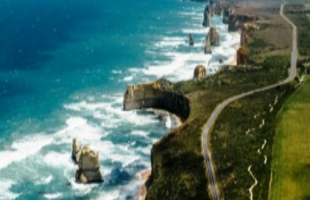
72,139,104,184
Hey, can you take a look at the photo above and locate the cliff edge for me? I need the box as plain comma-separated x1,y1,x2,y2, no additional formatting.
123,79,190,121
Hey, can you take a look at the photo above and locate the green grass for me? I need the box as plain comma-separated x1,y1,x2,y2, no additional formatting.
270,76,310,200
285,4,310,57
209,84,296,200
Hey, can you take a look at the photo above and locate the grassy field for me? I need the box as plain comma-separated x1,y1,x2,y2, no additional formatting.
285,4,310,57
270,76,310,200
209,83,296,200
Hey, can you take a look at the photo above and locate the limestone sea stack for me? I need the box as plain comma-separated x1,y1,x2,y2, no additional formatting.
237,47,248,65
189,34,194,46
207,27,220,46
75,147,104,184
123,79,190,121
194,65,207,79
202,5,210,27
204,36,212,54
72,138,81,163
223,6,232,24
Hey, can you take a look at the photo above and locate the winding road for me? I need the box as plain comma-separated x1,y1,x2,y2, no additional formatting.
202,3,297,200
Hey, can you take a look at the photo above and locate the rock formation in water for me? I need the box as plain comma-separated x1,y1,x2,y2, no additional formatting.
202,6,211,27
207,27,220,46
219,57,223,63
72,139,104,184
204,35,212,54
223,6,232,24
193,65,207,79
228,14,259,32
123,79,190,121
75,147,104,183
189,34,194,46
237,47,248,65
72,138,81,163
214,3,224,16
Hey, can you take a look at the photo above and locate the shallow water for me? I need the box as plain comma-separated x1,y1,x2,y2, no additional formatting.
0,0,239,199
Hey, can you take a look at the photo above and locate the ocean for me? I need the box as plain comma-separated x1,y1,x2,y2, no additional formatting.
0,0,240,199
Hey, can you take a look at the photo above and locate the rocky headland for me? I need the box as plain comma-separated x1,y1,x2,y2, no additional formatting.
123,79,190,121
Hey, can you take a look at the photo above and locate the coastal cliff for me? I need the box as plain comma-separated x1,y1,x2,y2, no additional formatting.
123,79,190,121
228,14,259,32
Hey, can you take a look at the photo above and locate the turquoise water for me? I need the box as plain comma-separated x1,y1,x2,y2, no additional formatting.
0,0,240,199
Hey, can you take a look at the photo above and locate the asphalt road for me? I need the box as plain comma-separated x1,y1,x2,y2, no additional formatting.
202,3,297,200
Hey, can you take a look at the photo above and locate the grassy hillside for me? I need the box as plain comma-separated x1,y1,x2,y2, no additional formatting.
285,4,310,57
209,84,296,200
270,76,310,200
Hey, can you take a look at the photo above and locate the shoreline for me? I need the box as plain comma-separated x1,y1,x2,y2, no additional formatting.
138,169,152,200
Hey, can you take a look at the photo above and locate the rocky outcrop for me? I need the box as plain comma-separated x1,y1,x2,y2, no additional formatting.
193,65,207,79
207,27,220,46
228,14,259,32
72,139,104,184
72,138,81,163
123,79,190,121
202,6,211,27
241,22,259,47
214,3,224,16
237,47,248,65
75,147,104,183
189,34,194,46
204,35,212,54
223,6,232,24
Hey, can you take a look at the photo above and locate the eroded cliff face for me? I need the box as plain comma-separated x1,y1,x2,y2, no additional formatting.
207,27,220,46
228,14,259,32
202,6,210,27
123,79,190,121
237,47,248,65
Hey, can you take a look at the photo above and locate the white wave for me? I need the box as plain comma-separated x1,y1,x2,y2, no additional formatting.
182,28,208,34
43,175,53,184
0,135,53,170
123,76,133,82
43,152,75,169
0,181,19,200
155,37,186,48
44,193,63,199
111,70,122,74
64,101,109,112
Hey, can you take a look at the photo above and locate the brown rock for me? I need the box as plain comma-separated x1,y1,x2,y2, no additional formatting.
204,36,212,54
228,14,259,32
202,5,211,27
123,79,190,121
219,57,224,63
237,47,248,65
72,138,81,163
193,65,207,79
207,27,220,46
75,146,103,183
189,34,194,46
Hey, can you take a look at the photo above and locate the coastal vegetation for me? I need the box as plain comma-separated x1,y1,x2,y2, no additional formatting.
210,83,296,200
146,63,290,200
285,3,310,57
270,76,310,200
269,3,310,200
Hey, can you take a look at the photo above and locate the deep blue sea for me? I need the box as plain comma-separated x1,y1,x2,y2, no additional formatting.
0,0,240,199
